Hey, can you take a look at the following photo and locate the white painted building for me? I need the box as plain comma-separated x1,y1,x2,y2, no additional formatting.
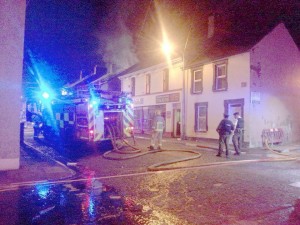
185,23,300,147
0,1,26,170
119,23,300,147
119,58,183,137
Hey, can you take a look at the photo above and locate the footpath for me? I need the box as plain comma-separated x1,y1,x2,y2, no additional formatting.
1,133,299,186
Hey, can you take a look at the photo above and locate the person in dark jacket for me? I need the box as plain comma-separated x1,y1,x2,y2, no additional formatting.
216,113,234,158
232,112,244,155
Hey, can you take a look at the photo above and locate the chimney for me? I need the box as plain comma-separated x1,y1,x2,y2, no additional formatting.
93,65,98,75
107,63,113,74
207,15,215,38
80,70,83,80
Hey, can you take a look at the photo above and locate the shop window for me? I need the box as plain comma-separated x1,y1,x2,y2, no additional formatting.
195,102,208,132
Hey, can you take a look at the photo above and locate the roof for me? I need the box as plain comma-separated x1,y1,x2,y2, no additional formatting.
186,23,282,67
187,20,300,68
114,54,183,77
116,23,286,75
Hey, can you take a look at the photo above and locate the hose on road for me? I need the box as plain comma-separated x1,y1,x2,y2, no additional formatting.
102,125,202,171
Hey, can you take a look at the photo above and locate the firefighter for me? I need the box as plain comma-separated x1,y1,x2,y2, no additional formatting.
232,112,244,155
32,112,43,139
149,110,165,150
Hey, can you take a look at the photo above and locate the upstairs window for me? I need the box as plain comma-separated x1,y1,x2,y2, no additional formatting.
163,69,169,92
131,77,135,96
213,61,228,91
195,102,208,132
192,68,203,94
146,74,151,94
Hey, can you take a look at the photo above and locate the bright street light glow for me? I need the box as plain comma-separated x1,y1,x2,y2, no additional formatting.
162,41,173,55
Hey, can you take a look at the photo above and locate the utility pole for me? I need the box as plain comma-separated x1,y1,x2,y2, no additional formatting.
181,25,192,140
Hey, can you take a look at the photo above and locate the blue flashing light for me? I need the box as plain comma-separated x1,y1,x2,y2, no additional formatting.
42,92,50,99
35,184,51,199
125,98,133,105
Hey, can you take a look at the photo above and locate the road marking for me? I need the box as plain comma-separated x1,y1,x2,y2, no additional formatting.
0,157,297,192
289,182,300,188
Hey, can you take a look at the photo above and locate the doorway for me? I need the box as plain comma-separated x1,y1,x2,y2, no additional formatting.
173,109,181,137
224,98,244,144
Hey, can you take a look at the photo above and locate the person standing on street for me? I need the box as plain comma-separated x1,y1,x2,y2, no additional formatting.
32,112,43,139
232,112,244,155
149,110,165,150
216,113,234,158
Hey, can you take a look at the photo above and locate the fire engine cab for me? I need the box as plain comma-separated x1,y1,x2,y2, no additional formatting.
41,91,134,144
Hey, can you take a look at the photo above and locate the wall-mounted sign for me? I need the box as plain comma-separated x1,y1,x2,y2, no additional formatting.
133,98,144,105
172,103,181,109
251,91,260,104
156,93,180,104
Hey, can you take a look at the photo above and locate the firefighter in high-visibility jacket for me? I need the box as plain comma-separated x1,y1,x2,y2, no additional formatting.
149,110,165,150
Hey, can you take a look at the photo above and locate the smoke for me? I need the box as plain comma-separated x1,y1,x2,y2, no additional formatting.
96,1,139,73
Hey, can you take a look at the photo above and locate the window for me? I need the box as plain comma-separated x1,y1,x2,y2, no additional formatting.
213,61,228,91
195,102,208,132
131,77,135,96
163,69,169,92
192,69,203,93
146,74,151,94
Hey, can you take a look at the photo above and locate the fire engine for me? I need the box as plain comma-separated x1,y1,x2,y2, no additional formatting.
41,90,134,144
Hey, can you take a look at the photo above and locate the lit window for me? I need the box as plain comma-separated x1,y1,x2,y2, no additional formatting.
146,74,151,94
195,102,208,132
213,61,228,91
192,69,203,93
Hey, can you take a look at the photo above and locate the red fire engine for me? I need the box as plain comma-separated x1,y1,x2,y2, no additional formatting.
41,90,134,144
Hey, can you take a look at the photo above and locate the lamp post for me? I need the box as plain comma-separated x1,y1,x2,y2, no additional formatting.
161,27,191,140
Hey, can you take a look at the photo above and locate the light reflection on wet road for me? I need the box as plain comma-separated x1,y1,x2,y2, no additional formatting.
0,171,188,225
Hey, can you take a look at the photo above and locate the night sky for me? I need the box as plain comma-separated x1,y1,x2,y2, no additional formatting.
24,0,300,87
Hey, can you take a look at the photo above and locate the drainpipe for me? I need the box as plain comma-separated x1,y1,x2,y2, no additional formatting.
181,26,192,140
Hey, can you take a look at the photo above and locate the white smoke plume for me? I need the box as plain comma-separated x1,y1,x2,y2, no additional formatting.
96,1,139,73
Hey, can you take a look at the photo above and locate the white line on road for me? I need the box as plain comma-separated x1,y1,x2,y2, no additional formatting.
289,182,300,188
0,157,297,193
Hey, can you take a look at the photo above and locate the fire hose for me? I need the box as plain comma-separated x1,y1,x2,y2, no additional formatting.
262,135,293,157
102,124,202,171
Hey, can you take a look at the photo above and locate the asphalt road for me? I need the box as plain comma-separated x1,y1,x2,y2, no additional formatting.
1,130,300,224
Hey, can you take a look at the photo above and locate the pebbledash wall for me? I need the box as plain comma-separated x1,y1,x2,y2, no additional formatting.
0,1,26,170
249,23,300,147
185,52,251,142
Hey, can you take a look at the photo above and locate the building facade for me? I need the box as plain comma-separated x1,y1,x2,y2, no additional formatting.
0,1,26,170
119,23,300,148
119,58,183,137
185,23,300,147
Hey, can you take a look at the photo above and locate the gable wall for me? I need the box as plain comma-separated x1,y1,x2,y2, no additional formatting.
249,23,300,146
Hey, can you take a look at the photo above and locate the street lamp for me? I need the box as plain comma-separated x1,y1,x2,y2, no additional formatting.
161,28,191,140
162,41,173,56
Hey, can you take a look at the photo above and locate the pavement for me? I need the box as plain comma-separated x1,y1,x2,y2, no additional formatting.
1,132,299,187
0,143,75,186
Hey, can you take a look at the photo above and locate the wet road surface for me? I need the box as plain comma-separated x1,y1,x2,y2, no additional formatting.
1,159,300,225
2,129,299,224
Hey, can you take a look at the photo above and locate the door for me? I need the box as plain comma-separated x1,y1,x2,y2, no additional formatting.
224,99,244,144
173,109,181,137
